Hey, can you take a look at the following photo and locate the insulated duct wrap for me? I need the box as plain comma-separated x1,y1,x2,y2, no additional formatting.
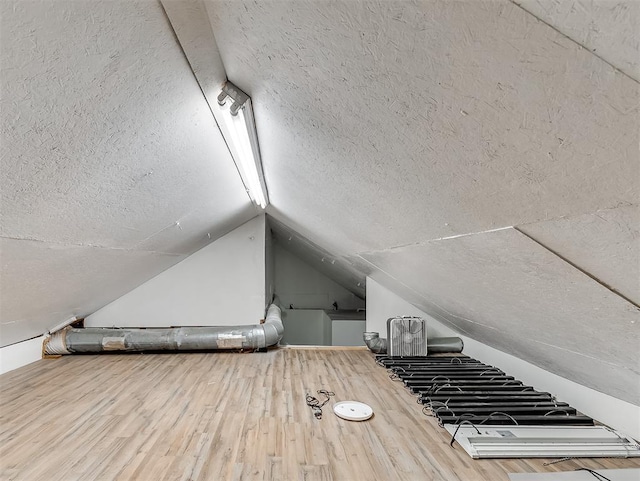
426,336,464,353
363,332,463,354
363,332,387,354
44,304,283,355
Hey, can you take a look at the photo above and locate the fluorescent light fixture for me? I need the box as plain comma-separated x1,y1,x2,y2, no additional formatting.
216,81,269,209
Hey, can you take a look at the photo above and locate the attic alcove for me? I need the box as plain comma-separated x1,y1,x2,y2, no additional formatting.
82,214,367,347
1,0,639,449
268,217,366,346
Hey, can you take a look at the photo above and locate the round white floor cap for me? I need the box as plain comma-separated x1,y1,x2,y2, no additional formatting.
333,401,373,421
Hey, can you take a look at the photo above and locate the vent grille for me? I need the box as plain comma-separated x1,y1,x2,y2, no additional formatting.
387,316,427,357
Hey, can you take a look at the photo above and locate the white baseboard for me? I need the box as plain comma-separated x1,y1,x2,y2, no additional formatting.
0,337,43,375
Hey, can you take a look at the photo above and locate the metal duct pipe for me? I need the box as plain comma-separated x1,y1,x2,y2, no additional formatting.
363,332,464,354
363,332,387,354
45,304,283,355
427,336,464,354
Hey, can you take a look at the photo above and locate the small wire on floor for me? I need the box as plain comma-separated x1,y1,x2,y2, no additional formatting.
543,457,575,466
305,389,335,419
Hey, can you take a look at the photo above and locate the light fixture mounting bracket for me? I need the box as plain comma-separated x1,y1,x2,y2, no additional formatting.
218,81,250,116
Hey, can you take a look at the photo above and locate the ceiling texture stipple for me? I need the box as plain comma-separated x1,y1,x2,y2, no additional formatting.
207,0,638,254
1,0,638,405
361,227,639,403
513,0,640,81
203,0,639,402
0,0,255,346
0,237,183,345
518,205,640,306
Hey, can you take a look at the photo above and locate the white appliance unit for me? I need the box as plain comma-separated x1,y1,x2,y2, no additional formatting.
387,316,428,357
444,425,640,459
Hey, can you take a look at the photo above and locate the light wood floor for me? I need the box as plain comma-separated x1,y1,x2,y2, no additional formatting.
1,348,639,481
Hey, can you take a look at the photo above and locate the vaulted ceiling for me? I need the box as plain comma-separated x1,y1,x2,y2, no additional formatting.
1,1,638,403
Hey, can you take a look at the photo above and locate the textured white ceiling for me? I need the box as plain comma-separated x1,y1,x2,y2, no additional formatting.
208,0,637,255
514,0,639,81
1,0,638,406
0,237,182,346
519,205,640,305
0,0,255,345
361,227,639,403
205,0,639,402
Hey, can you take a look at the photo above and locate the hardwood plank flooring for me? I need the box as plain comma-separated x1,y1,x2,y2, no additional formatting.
1,348,638,480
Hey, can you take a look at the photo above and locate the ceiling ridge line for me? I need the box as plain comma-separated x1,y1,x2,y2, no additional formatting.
358,203,638,258
513,226,640,310
0,234,182,256
159,0,257,209
0,234,49,244
465,325,633,370
357,226,514,256
0,334,44,349
529,338,629,370
516,202,640,230
509,0,639,84
1,310,71,326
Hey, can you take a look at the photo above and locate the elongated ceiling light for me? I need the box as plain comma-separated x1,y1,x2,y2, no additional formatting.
216,81,269,209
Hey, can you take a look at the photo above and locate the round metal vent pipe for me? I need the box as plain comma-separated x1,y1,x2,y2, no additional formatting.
363,332,463,354
363,331,388,354
428,336,464,353
45,304,283,355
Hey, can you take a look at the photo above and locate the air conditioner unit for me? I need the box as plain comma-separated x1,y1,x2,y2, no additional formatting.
387,316,428,357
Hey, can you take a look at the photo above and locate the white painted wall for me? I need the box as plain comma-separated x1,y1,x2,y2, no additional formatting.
0,337,43,375
86,216,266,327
366,277,451,339
366,277,640,441
274,244,365,310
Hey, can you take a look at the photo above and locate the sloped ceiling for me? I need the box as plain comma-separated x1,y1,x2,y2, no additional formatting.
204,0,639,403
0,0,256,346
1,0,638,407
267,216,366,300
207,0,637,253
514,0,639,81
